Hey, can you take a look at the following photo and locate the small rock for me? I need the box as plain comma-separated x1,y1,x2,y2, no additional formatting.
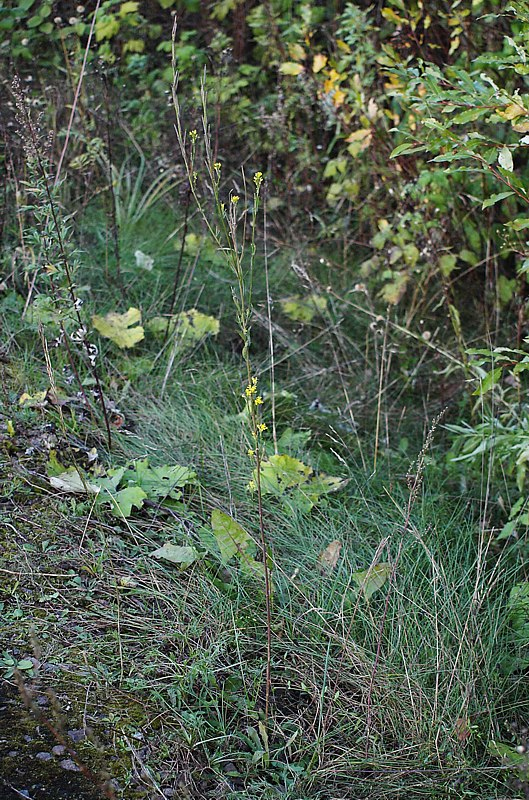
52,745,66,756
36,752,52,761
162,790,175,798
23,735,33,743
68,728,86,743
7,750,19,757
60,758,80,772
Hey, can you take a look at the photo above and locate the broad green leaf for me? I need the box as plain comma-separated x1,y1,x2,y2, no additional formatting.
498,146,514,172
488,741,529,780
93,467,125,495
211,509,255,562
99,485,147,517
402,243,419,267
508,582,529,636
151,543,198,567
26,296,60,327
253,455,344,513
49,468,99,494
498,275,517,304
439,253,457,276
122,459,197,501
240,556,266,580
482,190,515,209
280,294,327,323
307,473,345,496
275,428,311,452
258,455,312,494
279,62,304,76
352,563,392,600
92,307,144,348
472,367,502,395
16,659,34,670
507,217,529,231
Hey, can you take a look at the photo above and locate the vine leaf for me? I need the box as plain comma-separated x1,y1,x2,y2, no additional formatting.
92,307,144,348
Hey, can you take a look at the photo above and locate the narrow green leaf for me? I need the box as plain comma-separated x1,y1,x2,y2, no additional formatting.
482,191,515,209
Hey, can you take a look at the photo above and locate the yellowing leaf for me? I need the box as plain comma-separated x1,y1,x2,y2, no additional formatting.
313,54,327,73
123,39,145,54
346,128,372,156
346,129,372,144
95,16,119,41
92,307,144,348
279,62,304,76
119,1,139,16
288,43,305,61
513,120,529,132
49,468,100,495
379,272,409,304
352,562,392,600
147,309,219,350
323,69,341,93
497,102,527,121
19,390,47,407
333,89,346,108
318,540,342,572
336,39,351,53
280,294,327,323
381,7,405,24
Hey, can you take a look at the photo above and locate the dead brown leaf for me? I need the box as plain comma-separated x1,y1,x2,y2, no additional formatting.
318,540,342,573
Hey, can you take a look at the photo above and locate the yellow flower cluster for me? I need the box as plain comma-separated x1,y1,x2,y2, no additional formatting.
245,376,258,397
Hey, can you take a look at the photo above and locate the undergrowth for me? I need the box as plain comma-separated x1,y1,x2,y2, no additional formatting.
3,7,529,795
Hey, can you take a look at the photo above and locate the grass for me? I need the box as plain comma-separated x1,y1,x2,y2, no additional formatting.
1,162,528,799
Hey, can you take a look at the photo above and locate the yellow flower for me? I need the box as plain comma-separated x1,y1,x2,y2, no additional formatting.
258,423,267,433
255,396,263,405
245,376,257,397
231,195,240,204
247,449,255,458
253,171,263,190
214,162,221,171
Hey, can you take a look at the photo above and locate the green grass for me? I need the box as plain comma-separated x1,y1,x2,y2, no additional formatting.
1,175,528,799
